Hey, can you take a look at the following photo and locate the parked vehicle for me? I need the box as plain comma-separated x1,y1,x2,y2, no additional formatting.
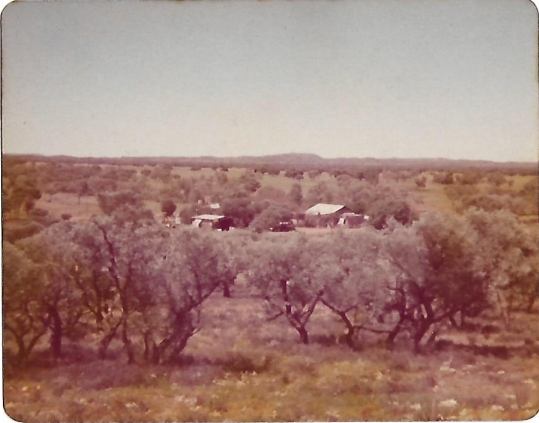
270,221,295,232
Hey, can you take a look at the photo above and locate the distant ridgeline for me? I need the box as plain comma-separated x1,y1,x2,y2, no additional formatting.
3,153,538,174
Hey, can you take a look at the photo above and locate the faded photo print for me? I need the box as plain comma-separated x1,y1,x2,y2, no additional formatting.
2,0,538,421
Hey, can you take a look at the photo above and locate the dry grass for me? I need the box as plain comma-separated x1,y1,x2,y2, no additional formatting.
37,193,101,221
5,290,539,422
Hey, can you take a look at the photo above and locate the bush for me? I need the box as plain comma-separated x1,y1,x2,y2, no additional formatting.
4,221,45,243
214,350,273,373
221,198,256,227
250,204,293,233
368,199,414,229
432,171,454,185
415,176,427,188
161,199,177,217
457,172,483,185
284,169,304,180
486,172,507,187
456,194,522,214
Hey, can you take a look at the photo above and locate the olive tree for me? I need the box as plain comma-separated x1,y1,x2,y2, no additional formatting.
3,242,48,363
68,216,223,364
464,208,539,319
69,219,122,359
79,216,171,363
17,222,88,360
312,229,391,348
213,231,254,298
131,229,223,363
382,213,489,351
246,234,324,344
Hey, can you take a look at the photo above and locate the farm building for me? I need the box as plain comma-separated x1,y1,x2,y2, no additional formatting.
191,214,233,231
305,203,352,216
304,203,353,227
337,212,370,228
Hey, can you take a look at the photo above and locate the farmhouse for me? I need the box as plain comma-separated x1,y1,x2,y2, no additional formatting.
305,203,352,216
191,214,233,231
304,203,353,227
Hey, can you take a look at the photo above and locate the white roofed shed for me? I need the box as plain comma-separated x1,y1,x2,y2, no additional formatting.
304,203,349,216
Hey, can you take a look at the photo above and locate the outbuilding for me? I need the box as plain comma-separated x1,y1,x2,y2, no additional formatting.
337,212,370,228
304,203,353,227
191,214,233,231
304,203,352,216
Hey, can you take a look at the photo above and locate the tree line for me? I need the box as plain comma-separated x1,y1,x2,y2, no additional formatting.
4,205,537,367
5,154,537,175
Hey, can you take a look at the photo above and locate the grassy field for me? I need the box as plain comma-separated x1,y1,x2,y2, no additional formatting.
4,289,539,422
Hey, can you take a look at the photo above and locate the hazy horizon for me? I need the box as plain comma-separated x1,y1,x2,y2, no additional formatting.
2,0,538,162
5,150,538,165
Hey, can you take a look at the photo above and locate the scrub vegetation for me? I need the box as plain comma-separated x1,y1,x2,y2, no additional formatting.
3,154,538,421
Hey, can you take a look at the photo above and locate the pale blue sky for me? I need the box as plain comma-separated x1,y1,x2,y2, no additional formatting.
2,0,538,161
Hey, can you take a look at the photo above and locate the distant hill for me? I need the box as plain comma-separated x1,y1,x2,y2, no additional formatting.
225,153,326,167
3,152,537,173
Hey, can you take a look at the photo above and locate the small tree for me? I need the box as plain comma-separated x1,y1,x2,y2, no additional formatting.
161,199,177,218
213,232,253,298
215,170,229,186
456,172,482,186
288,183,303,206
433,171,454,185
4,183,42,218
464,208,539,319
249,204,293,233
486,172,506,187
314,230,390,348
239,172,262,193
246,234,323,344
70,219,121,359
77,181,92,204
3,243,48,363
18,223,88,360
368,200,414,230
221,197,255,228
135,229,223,363
415,176,427,188
383,213,489,351
284,169,304,180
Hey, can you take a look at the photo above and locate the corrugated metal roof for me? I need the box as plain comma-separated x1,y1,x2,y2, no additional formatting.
305,203,346,215
192,214,225,220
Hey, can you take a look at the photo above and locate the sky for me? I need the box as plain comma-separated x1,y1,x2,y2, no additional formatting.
1,0,538,162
